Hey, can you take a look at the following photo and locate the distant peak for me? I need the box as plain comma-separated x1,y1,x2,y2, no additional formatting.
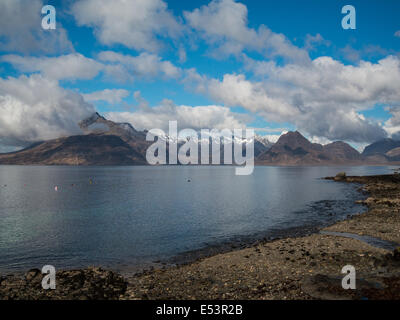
283,130,304,136
93,112,106,120
279,131,308,141
79,112,106,130
327,141,346,146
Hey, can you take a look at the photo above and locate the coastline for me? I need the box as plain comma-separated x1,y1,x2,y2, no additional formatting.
1,173,400,300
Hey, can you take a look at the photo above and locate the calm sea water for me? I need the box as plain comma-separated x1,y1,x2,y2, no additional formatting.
0,165,396,274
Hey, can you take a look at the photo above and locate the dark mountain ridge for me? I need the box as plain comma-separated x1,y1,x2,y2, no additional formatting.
0,134,146,165
258,131,371,165
362,138,400,156
1,113,399,166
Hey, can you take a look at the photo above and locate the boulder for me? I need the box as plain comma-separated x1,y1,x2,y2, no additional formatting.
393,247,400,261
334,172,347,181
25,269,41,282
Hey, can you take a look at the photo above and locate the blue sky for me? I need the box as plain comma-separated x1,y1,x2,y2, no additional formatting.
1,0,400,151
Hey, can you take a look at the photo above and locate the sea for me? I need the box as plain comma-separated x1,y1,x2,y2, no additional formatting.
0,165,397,274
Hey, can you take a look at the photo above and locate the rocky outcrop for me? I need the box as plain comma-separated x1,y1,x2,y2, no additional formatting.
334,172,346,181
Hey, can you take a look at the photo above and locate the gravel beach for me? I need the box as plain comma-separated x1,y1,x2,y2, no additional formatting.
1,173,400,300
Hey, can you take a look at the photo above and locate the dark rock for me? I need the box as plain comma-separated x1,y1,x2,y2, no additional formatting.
0,267,127,300
334,172,347,181
25,269,41,282
393,247,400,261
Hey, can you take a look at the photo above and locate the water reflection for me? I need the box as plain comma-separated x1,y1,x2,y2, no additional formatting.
0,165,396,273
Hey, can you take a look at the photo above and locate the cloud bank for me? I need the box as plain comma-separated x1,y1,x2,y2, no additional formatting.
184,0,309,63
184,54,400,143
106,92,250,132
0,75,94,147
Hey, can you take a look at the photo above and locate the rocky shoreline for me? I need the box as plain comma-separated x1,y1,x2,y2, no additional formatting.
1,173,400,300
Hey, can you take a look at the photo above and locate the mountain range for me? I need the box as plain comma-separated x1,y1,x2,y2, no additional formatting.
0,113,399,166
257,131,364,165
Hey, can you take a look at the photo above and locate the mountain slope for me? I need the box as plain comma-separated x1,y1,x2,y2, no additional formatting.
386,147,400,161
362,138,400,157
323,141,362,161
0,112,273,166
79,112,151,155
1,113,398,166
0,113,150,165
257,131,363,165
0,134,146,165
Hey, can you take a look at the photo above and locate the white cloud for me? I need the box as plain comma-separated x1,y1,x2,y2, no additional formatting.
384,105,400,138
2,51,182,83
178,47,187,64
0,0,73,54
309,135,333,145
71,0,182,52
184,0,309,63
339,45,361,63
1,54,103,81
187,55,400,143
395,30,400,38
183,68,299,122
98,51,182,81
304,33,331,51
82,89,130,104
262,56,400,107
339,44,389,63
206,74,298,122
105,92,250,132
0,75,94,147
295,108,386,143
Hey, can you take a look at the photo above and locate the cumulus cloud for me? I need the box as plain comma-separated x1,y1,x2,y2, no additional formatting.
1,53,103,81
0,75,94,147
98,51,182,81
295,108,387,143
0,0,73,54
71,0,182,52
206,74,298,122
384,105,400,138
186,55,400,143
105,92,250,132
184,0,309,63
2,51,182,83
263,56,400,106
82,89,130,104
395,31,400,38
